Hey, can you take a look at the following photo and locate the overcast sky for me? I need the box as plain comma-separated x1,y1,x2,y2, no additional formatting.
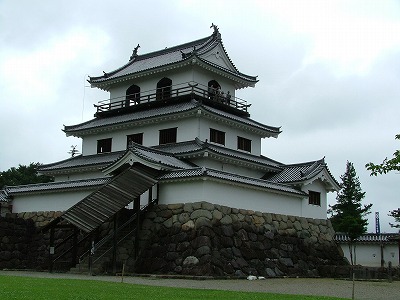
1,0,399,232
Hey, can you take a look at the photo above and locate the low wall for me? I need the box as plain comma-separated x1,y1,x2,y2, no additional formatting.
0,215,48,270
17,211,63,227
135,201,348,277
0,212,68,271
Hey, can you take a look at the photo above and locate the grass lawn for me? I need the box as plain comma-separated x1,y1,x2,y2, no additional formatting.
0,275,348,300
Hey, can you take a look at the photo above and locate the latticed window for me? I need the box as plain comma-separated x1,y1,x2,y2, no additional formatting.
97,138,112,153
210,128,225,145
237,136,251,152
159,128,177,145
308,191,321,206
127,133,143,147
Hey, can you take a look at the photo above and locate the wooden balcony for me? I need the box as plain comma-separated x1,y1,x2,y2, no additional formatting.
94,82,251,118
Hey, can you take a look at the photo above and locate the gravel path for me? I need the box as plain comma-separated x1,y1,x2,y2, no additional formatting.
1,270,399,299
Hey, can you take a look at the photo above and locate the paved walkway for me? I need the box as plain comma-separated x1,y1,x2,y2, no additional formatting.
0,270,399,299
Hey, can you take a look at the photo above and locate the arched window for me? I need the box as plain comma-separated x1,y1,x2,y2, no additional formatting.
126,84,140,106
208,80,221,99
156,78,172,100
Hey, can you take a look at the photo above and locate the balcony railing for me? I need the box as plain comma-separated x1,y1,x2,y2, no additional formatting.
94,82,250,115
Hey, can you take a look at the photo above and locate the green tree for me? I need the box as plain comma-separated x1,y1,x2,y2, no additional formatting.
366,134,399,230
0,163,53,189
366,134,400,175
388,208,400,229
328,161,372,265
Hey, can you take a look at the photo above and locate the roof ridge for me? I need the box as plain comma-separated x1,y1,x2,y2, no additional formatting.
195,56,258,81
282,158,325,168
5,177,110,192
160,167,306,196
89,34,214,81
129,141,179,158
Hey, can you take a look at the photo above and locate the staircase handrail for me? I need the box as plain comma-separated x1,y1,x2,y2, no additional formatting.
79,199,157,262
51,231,92,264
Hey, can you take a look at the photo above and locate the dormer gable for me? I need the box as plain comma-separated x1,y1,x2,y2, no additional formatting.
199,43,236,73
265,158,340,192
102,142,194,176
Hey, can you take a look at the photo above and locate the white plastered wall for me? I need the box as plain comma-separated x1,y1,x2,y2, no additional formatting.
301,180,329,219
159,179,309,217
339,243,399,267
107,66,237,101
11,189,94,213
81,114,264,156
82,118,201,155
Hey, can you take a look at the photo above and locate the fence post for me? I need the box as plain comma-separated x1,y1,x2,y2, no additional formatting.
89,239,94,275
49,227,55,273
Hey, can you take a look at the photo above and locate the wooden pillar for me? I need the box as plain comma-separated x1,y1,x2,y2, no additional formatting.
380,238,384,268
134,197,140,259
398,237,400,267
148,187,153,205
89,238,95,275
156,183,160,204
112,212,118,274
49,227,55,273
72,227,79,266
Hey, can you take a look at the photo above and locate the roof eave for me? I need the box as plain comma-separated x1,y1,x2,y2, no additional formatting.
89,59,195,91
64,106,199,137
199,107,281,137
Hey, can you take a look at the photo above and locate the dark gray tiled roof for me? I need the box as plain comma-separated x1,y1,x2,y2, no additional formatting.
266,159,326,183
159,167,306,196
128,143,194,169
64,100,279,137
201,105,281,136
89,30,256,86
155,139,282,171
64,101,198,134
0,190,9,202
154,139,204,154
39,151,125,172
5,178,110,195
335,233,399,244
90,36,212,83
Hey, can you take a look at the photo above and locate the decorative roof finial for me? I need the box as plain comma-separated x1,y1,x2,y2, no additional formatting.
210,23,219,34
130,44,140,61
210,23,221,40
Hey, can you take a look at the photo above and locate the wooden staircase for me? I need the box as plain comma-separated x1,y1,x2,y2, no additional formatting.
67,200,156,275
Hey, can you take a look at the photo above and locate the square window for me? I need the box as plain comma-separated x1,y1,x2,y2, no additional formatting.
127,133,143,147
237,136,251,152
159,128,177,145
308,191,321,206
97,138,112,154
210,128,225,145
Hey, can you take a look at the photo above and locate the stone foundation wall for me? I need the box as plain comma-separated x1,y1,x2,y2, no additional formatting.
17,211,63,228
135,201,348,277
0,211,69,271
0,215,48,270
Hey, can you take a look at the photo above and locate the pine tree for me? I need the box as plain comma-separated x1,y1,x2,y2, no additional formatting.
329,161,372,265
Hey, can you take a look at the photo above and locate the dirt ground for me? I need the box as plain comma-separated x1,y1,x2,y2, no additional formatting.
0,270,399,299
